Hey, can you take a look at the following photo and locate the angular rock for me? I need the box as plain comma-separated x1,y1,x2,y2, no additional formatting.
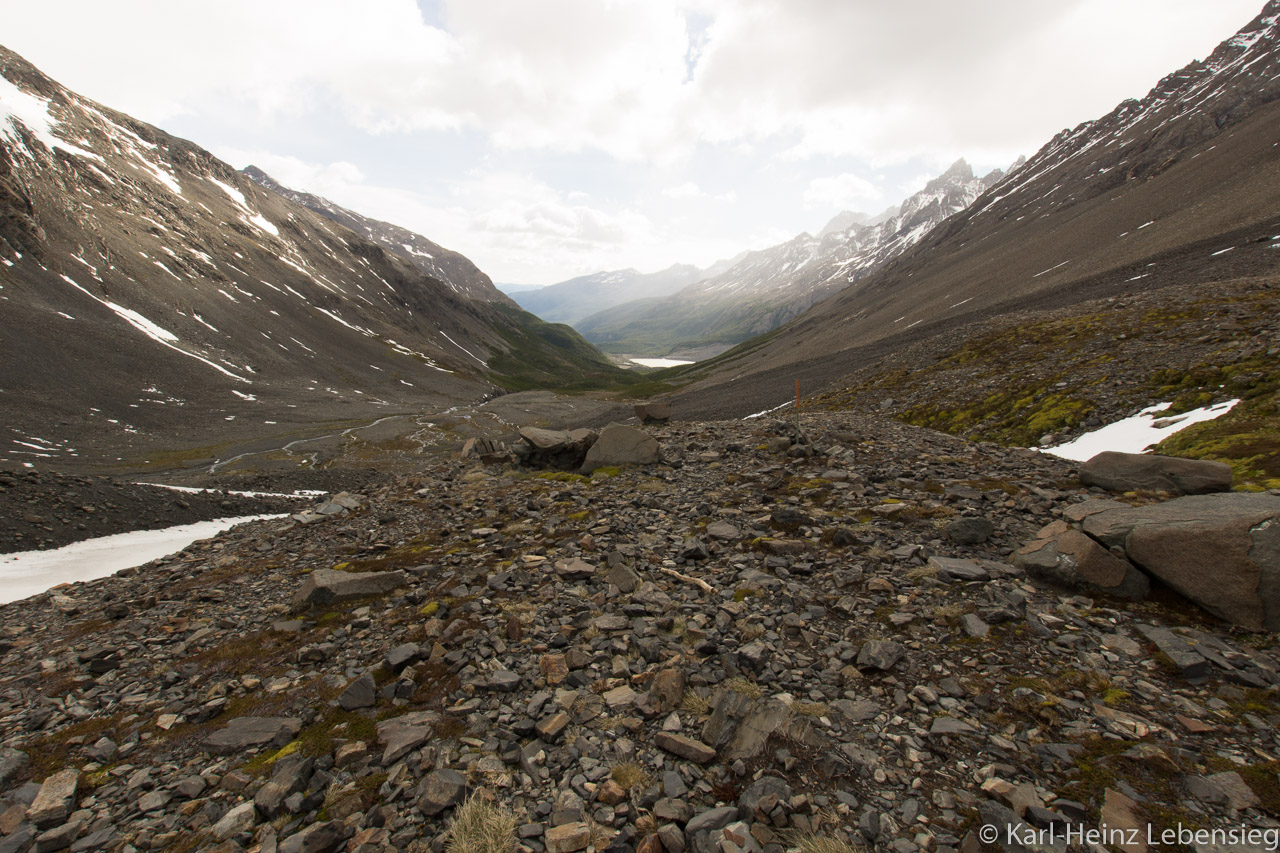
26,770,78,829
255,755,314,818
581,424,661,473
0,749,29,788
278,820,345,853
338,672,376,710
635,402,671,423
654,732,716,764
1080,451,1232,495
1135,624,1209,679
945,517,995,544
212,801,258,841
1083,493,1280,628
205,717,302,755
545,822,592,853
293,568,407,606
377,711,439,766
857,639,906,671
686,806,739,835
555,559,596,581
417,768,466,816
383,642,423,673
929,556,990,582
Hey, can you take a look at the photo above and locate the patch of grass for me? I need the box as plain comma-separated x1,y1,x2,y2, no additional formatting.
611,761,650,791
446,793,518,853
534,471,591,484
722,676,763,700
789,832,867,853
680,690,711,715
792,701,829,717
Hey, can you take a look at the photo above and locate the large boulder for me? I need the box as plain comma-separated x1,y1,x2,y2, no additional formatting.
1014,521,1149,600
205,717,302,755
1082,494,1280,630
580,424,661,473
515,427,596,469
293,568,408,606
634,401,671,423
1079,451,1232,495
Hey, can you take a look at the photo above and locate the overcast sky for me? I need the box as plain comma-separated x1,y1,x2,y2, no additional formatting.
3,0,1265,284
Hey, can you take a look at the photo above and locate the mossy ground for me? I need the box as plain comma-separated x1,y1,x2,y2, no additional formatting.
811,280,1280,488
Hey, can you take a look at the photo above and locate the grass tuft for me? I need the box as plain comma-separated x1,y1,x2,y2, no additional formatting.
446,793,518,853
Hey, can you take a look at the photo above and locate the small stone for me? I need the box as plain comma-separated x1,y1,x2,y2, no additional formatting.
654,732,716,764
545,822,593,853
536,712,571,741
212,801,258,841
857,639,906,671
556,559,596,581
338,672,376,710
417,769,467,816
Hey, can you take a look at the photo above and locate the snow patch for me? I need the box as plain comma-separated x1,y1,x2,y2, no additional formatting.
1042,399,1239,461
0,515,286,604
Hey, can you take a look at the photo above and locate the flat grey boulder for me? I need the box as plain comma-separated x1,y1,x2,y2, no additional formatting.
293,568,407,606
1079,451,1232,495
580,424,661,473
1083,493,1280,629
519,427,575,451
204,717,302,755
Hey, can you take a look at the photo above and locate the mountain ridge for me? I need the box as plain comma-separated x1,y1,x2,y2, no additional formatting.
0,44,625,473
574,157,1009,357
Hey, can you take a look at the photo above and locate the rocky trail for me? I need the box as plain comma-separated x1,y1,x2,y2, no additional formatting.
1,412,1279,853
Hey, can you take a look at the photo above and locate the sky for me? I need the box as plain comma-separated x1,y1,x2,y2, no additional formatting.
2,0,1265,285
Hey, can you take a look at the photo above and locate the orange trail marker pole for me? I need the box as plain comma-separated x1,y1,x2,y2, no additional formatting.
794,379,800,435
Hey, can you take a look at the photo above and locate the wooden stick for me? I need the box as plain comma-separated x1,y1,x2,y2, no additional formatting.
660,567,714,593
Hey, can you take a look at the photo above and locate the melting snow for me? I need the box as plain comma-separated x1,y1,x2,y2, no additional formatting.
0,76,102,163
0,515,285,604
58,273,250,383
1042,399,1239,461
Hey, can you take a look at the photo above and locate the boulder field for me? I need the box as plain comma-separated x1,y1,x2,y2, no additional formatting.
1,416,1277,853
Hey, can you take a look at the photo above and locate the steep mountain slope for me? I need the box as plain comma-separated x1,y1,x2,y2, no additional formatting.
673,0,1280,418
511,263,704,325
0,46,623,471
241,165,515,307
576,159,1006,357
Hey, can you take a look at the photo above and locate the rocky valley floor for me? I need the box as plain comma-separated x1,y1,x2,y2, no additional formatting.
1,412,1278,853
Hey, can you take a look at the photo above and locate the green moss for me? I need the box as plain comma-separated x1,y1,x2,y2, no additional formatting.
534,471,590,484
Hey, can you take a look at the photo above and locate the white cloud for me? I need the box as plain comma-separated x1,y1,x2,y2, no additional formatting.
11,0,1259,167
803,173,883,211
2,0,1265,282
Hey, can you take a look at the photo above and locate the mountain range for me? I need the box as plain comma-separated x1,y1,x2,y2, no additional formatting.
572,158,1010,357
670,0,1280,419
0,46,624,471
510,263,707,326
